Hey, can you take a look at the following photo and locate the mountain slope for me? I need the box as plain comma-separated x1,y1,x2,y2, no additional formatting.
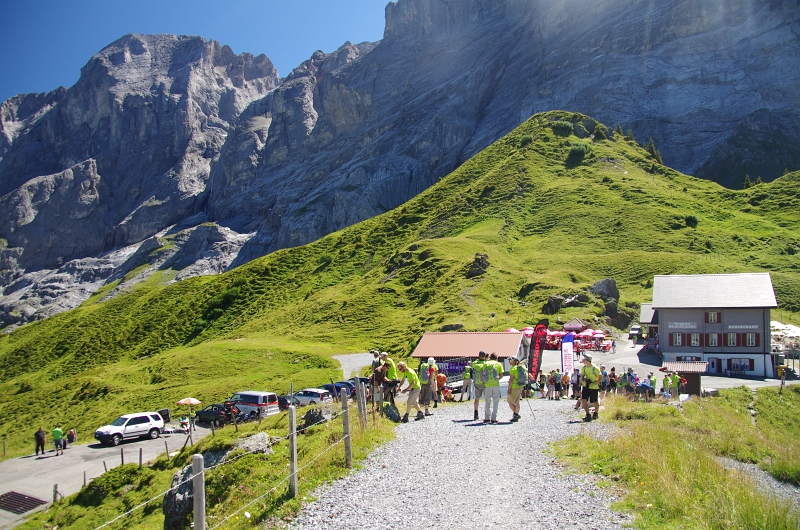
0,111,798,457
1,0,798,329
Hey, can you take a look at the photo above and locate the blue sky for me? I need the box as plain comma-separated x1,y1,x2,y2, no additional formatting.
0,0,388,103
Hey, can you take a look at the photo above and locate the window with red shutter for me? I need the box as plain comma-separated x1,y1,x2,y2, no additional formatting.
755,334,760,347
749,359,755,370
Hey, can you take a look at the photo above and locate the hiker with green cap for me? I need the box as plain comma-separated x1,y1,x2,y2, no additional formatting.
482,352,503,424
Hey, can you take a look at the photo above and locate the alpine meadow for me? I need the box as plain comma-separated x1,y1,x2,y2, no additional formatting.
1,110,800,460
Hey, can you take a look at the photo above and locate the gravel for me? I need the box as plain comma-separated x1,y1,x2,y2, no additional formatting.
290,398,632,529
717,456,800,510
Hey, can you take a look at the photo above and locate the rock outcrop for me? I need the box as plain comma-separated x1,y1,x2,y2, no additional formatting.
1,0,799,328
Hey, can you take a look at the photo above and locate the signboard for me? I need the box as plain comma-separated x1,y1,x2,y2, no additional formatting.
561,331,575,374
529,320,548,381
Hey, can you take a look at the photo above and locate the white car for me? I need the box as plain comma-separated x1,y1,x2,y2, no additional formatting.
293,388,333,406
628,325,642,339
94,412,164,446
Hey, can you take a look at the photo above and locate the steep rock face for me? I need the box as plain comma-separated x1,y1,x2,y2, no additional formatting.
1,0,799,328
0,34,278,269
211,0,800,264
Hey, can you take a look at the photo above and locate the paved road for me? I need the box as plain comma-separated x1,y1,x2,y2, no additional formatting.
0,426,211,529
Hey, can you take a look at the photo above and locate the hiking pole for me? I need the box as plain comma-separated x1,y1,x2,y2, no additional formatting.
524,384,535,418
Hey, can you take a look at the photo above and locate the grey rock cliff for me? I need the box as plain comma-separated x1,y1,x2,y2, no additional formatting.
1,0,799,328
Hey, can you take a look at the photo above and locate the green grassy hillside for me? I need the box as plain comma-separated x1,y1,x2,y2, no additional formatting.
1,111,799,457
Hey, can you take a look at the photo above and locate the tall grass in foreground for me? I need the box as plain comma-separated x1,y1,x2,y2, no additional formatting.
19,408,396,529
555,388,800,529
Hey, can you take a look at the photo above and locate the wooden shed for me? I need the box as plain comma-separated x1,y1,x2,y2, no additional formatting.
661,361,709,396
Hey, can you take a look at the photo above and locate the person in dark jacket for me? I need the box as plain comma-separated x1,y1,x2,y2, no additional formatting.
35,427,46,456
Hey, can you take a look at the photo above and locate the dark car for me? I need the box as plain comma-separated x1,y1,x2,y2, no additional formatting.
194,404,227,427
277,395,302,410
321,382,351,399
348,376,370,387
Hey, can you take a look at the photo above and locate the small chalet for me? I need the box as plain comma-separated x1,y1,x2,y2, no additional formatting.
639,303,659,339
411,332,530,375
562,318,591,332
651,273,778,378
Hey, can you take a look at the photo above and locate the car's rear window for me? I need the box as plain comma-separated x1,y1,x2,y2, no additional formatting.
150,414,162,422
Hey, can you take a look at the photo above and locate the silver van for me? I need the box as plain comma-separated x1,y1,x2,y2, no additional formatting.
224,391,280,418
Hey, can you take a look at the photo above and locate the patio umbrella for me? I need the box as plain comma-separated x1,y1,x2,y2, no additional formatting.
176,397,201,406
577,329,594,337
593,332,606,338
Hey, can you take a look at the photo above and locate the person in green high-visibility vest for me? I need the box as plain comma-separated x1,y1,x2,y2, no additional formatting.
380,352,399,404
472,351,488,421
397,362,424,423
507,357,525,422
580,354,601,422
670,372,680,398
460,362,473,402
483,352,503,424
417,358,434,417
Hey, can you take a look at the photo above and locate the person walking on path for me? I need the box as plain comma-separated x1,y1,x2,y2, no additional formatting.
670,372,680,398
397,362,424,423
34,427,46,456
418,357,434,417
460,362,473,402
52,425,64,456
579,354,601,422
380,352,399,405
472,351,488,420
483,353,503,424
507,357,525,422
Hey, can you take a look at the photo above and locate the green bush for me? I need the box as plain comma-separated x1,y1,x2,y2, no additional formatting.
519,135,533,148
567,142,592,166
552,121,573,137
685,215,699,228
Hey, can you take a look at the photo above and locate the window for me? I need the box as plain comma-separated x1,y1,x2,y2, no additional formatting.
745,333,756,347
690,333,700,347
673,333,682,346
706,311,719,323
731,358,750,371
727,333,737,347
677,356,701,362
707,334,718,347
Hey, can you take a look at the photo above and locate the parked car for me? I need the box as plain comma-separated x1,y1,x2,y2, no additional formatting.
348,376,371,387
294,388,333,406
194,403,227,427
224,391,280,419
278,395,302,410
94,412,164,446
628,325,642,340
321,383,351,399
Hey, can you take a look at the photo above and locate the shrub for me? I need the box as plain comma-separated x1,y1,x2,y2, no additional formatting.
519,135,533,148
551,121,573,137
685,215,699,228
317,253,334,267
593,125,607,141
567,142,591,166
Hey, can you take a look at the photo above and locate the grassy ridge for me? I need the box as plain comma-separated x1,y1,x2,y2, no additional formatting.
554,386,800,529
1,111,799,458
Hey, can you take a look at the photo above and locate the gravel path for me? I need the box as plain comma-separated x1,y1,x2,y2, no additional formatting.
291,398,631,529
718,457,800,510
333,353,374,379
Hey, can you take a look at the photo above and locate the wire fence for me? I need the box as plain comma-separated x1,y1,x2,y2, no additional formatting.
88,396,363,530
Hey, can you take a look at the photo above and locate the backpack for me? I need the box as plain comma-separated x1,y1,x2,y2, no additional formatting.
383,402,401,423
418,363,430,384
516,364,528,386
482,362,498,382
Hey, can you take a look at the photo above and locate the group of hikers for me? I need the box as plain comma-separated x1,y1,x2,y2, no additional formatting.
34,425,77,456
369,348,688,425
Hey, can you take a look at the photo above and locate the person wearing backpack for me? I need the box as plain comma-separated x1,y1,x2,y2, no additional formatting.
579,354,601,422
418,358,433,417
397,362,424,422
507,357,527,422
460,362,473,402
471,351,488,420
483,352,503,424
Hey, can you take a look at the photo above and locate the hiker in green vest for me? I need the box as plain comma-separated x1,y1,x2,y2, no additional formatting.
460,361,473,402
472,351,488,420
671,372,681,398
649,372,657,400
380,352,399,404
52,425,64,455
507,357,526,422
580,354,601,422
483,352,503,424
397,362,424,423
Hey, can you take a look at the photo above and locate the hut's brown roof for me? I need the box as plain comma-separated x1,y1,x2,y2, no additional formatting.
411,332,529,360
661,361,709,373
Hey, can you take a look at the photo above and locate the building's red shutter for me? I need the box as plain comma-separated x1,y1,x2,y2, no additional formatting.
683,333,688,346
748,359,755,371
727,359,732,370
705,312,709,323
755,334,760,347
699,334,705,347
737,333,742,347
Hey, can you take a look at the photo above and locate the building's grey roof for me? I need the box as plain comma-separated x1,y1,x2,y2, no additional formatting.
652,273,777,309
640,303,656,324
411,332,528,359
661,361,709,373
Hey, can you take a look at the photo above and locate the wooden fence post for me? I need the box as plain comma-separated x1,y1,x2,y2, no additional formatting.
342,393,352,469
289,406,298,498
139,447,143,469
192,454,205,530
120,448,124,466
103,460,107,473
